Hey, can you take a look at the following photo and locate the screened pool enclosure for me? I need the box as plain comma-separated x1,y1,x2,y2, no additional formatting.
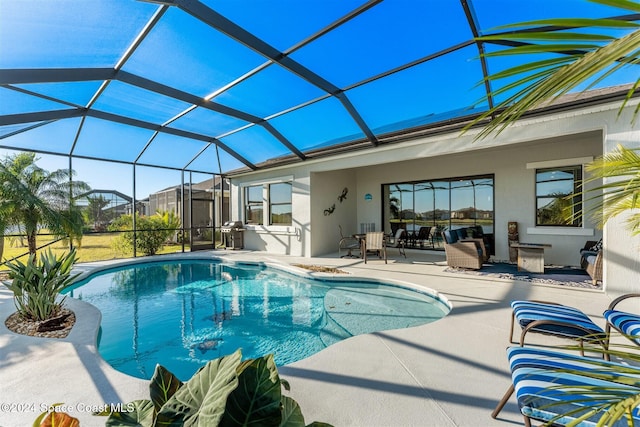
1,0,638,260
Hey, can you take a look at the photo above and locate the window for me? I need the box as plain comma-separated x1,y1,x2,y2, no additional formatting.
536,166,582,226
244,185,263,225
243,180,292,226
269,182,292,225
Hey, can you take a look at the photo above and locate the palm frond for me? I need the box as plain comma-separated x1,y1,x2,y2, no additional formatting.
522,342,640,427
465,5,640,140
592,0,640,13
479,32,616,42
492,17,640,29
568,145,640,233
474,56,577,85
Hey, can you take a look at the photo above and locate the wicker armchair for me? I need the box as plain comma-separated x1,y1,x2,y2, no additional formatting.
585,251,603,285
442,230,486,270
580,240,602,285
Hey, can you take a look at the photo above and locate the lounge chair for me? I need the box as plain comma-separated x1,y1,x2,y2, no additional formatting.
338,225,360,258
510,300,607,355
363,231,387,264
604,293,640,349
492,346,640,426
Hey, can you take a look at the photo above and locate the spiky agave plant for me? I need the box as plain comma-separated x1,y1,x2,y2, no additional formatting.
4,248,79,321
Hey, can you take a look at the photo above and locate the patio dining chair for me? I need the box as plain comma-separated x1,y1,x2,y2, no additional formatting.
363,231,387,264
416,226,432,248
386,228,407,258
338,225,360,258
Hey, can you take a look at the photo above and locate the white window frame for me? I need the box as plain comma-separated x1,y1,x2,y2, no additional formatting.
240,176,294,231
526,157,594,236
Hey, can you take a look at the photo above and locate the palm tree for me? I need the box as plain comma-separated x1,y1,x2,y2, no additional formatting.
0,205,11,261
85,195,110,231
0,152,90,255
0,155,24,260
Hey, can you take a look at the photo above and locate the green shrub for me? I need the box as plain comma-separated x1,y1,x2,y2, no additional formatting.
155,209,181,243
4,248,79,321
109,214,170,256
199,227,213,242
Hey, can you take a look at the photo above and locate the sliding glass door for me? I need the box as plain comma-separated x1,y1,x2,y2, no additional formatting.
383,174,494,251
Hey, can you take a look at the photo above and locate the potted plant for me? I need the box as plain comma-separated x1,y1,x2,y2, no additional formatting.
3,248,79,335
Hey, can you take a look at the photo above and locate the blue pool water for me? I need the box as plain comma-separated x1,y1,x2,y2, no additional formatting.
66,259,450,381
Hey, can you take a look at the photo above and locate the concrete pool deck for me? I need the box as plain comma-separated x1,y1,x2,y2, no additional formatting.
0,249,615,426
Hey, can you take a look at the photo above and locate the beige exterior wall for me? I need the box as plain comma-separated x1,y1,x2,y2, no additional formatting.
310,169,357,256
230,99,640,295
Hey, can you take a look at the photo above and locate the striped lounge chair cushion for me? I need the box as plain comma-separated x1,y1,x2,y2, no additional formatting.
604,310,640,346
507,346,640,426
512,300,604,339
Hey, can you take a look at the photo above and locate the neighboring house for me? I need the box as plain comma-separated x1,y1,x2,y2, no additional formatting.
76,190,139,231
148,176,229,231
228,86,639,297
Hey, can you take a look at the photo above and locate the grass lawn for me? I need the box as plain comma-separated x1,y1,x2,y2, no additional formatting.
1,233,192,267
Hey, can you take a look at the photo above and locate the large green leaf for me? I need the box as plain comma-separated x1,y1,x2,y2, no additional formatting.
279,396,305,427
220,354,282,427
104,400,155,427
150,364,184,414
157,349,242,426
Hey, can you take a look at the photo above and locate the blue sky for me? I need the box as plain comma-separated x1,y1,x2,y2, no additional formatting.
1,0,638,198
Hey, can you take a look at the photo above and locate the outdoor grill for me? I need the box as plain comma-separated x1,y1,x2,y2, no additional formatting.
221,221,244,250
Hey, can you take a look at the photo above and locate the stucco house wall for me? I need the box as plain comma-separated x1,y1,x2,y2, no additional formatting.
230,169,307,255
230,99,640,295
601,106,640,297
351,131,602,266
310,169,357,256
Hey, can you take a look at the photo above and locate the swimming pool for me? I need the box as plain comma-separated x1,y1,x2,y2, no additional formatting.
67,259,450,381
